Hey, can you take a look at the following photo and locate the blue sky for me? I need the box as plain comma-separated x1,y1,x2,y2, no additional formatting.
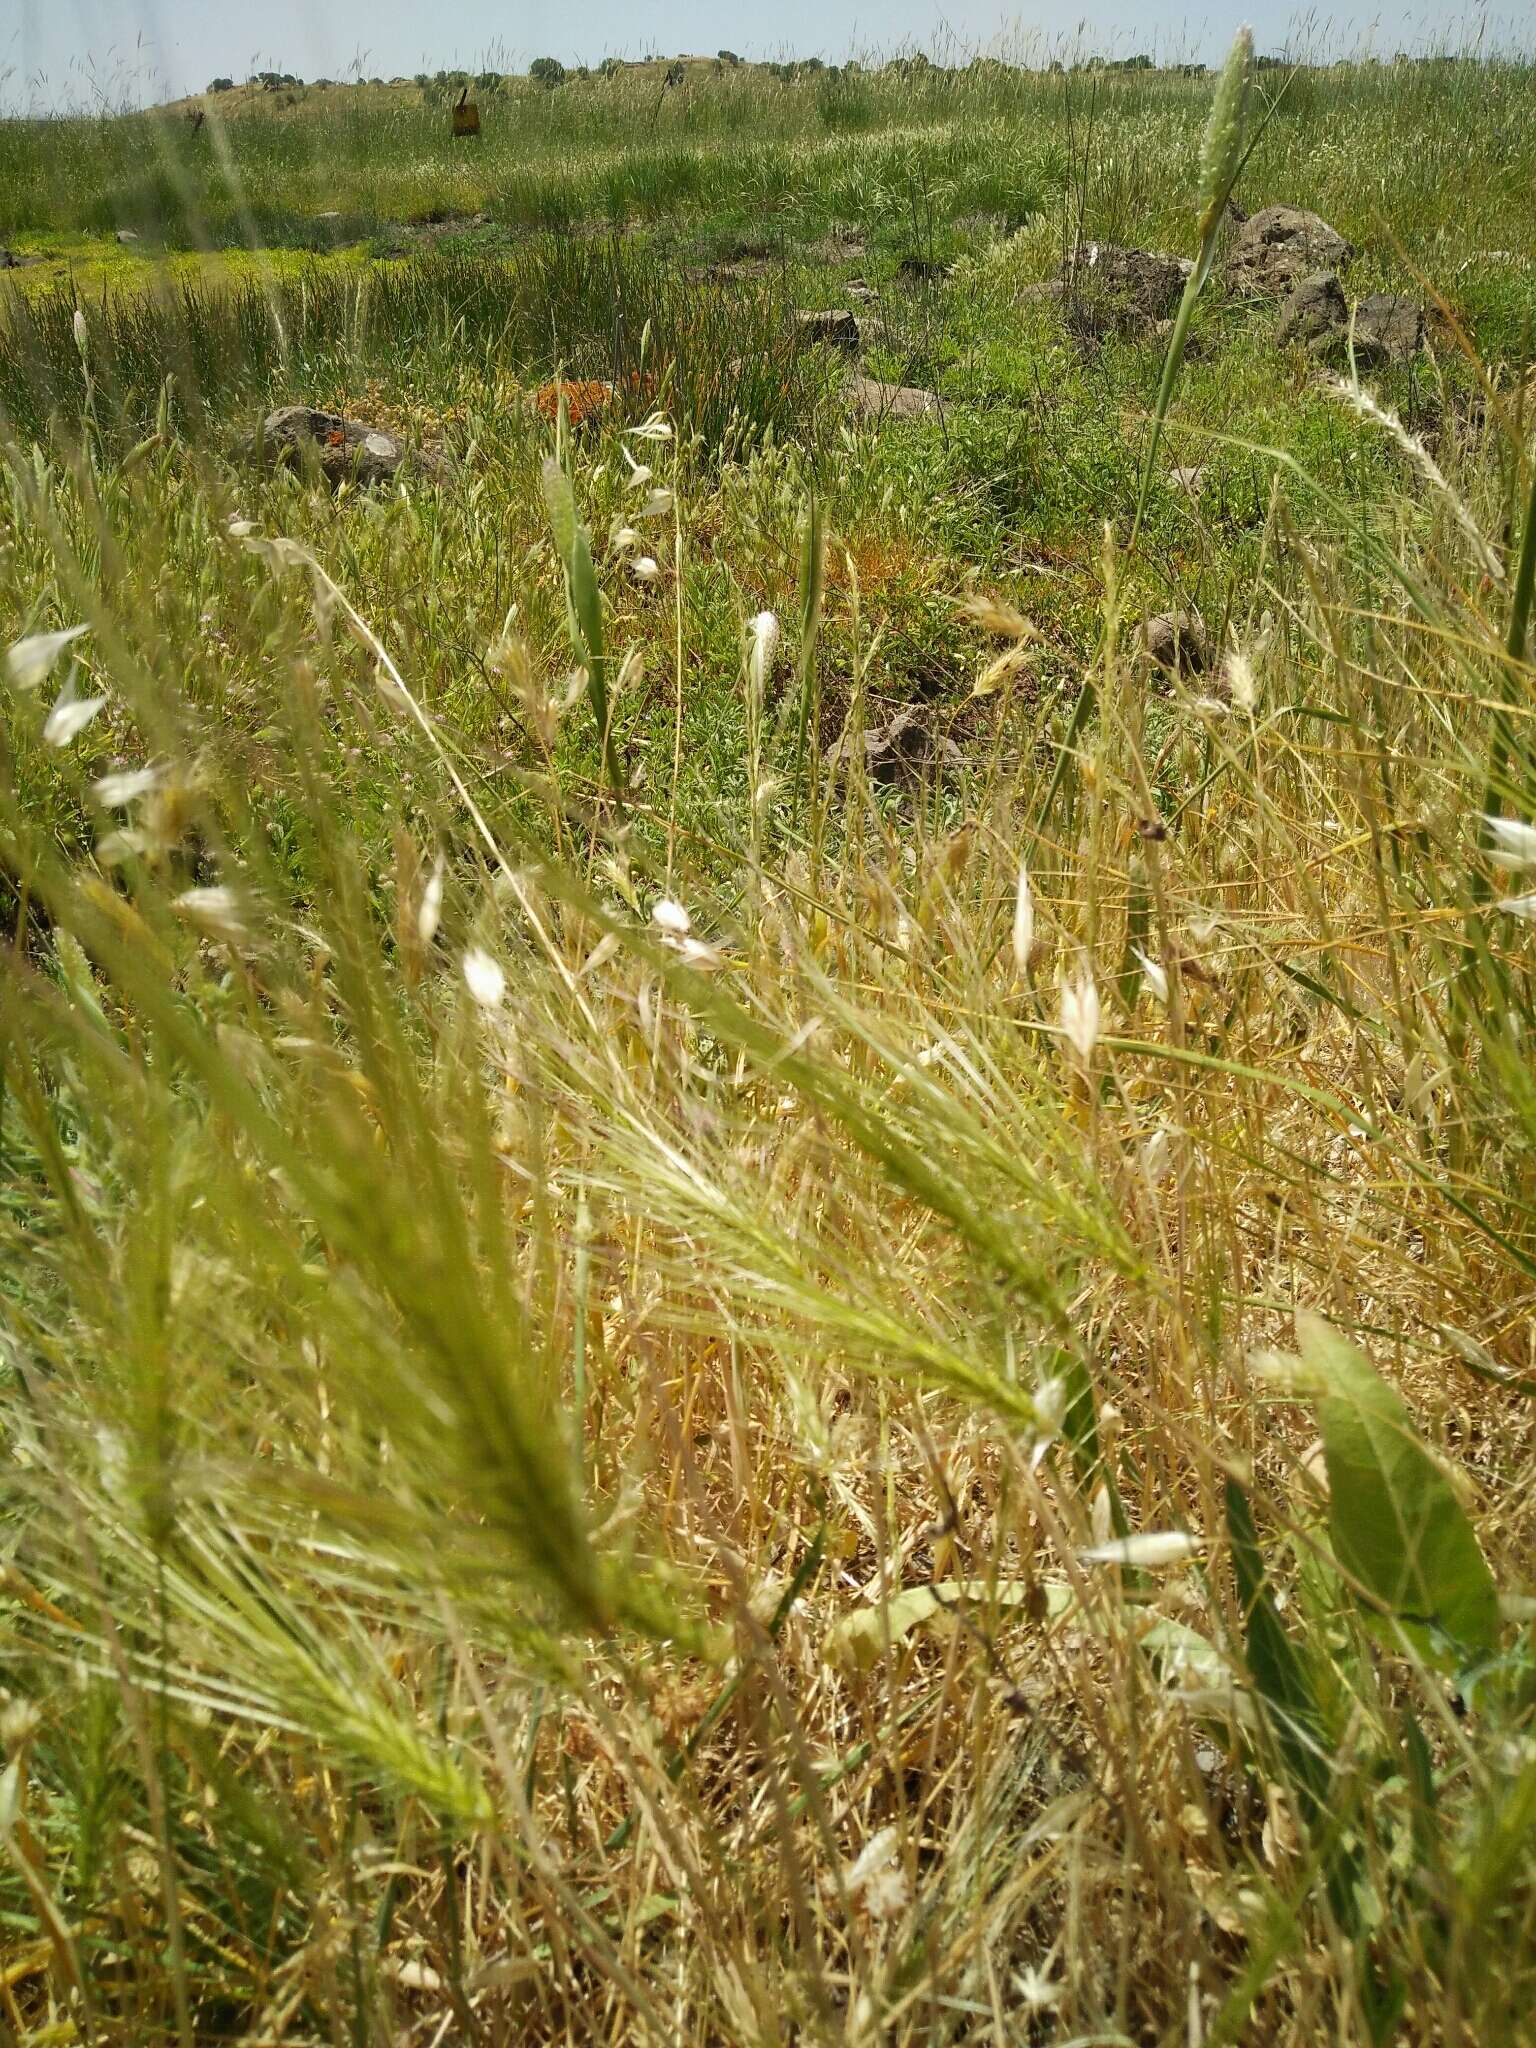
1,3,1519,109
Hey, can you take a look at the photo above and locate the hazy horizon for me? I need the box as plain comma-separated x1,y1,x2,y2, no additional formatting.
3,4,1531,113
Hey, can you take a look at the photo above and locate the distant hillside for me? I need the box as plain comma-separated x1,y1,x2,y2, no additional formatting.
159,49,1223,119
162,54,839,118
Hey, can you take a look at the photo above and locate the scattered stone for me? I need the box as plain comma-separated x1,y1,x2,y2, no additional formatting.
1055,243,1191,337
699,257,775,284
376,210,492,257
1066,242,1192,300
1276,270,1348,349
1139,610,1210,675
794,308,861,351
844,278,880,304
1018,279,1067,309
826,704,963,777
248,405,446,489
1275,274,1426,366
847,376,943,422
1351,291,1426,366
114,229,140,245
810,230,866,264
1224,205,1353,297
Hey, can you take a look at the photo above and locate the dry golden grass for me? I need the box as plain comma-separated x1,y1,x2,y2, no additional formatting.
4,44,1536,2046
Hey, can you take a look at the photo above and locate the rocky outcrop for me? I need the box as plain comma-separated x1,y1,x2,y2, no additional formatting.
794,308,861,351
1276,270,1349,348
247,406,446,489
847,377,943,422
1057,243,1192,335
1225,205,1353,296
1275,275,1427,365
1352,291,1426,365
1139,611,1210,675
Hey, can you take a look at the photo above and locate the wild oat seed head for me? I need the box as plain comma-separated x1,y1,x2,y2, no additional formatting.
1058,962,1101,1062
1133,946,1169,1004
1011,859,1035,979
42,673,107,748
651,897,692,937
1481,816,1536,871
462,947,507,1006
6,624,91,691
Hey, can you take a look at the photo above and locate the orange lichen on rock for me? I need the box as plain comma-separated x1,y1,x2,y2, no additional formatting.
532,379,616,426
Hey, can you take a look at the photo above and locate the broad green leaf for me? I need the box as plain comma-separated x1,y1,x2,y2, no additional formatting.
1297,1314,1499,1659
539,456,577,560
540,457,619,792
1225,1479,1331,1822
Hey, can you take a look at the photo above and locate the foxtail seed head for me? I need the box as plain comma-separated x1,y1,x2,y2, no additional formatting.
1198,27,1253,239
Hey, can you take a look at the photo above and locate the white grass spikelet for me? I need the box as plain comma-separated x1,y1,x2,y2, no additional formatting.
7,625,91,691
1011,859,1035,978
749,610,780,697
1058,962,1101,1062
651,897,692,937
417,854,446,945
1481,816,1536,871
1133,946,1169,1004
844,1826,908,1919
91,764,162,807
1079,1531,1203,1568
462,948,507,1007
174,886,248,945
43,673,108,747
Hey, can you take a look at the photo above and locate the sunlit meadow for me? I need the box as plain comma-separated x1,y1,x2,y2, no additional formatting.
3,35,1536,2047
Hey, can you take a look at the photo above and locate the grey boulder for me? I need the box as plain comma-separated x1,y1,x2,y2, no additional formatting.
847,376,943,422
794,308,861,351
1276,270,1348,348
1352,291,1426,366
1275,275,1426,365
249,406,445,489
1225,205,1353,296
1139,610,1210,675
1056,243,1192,335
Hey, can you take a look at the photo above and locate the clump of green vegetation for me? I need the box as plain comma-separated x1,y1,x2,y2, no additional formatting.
2,36,1536,2048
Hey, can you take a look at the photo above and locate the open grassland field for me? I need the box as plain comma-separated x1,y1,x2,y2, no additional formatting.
4,42,1536,2047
